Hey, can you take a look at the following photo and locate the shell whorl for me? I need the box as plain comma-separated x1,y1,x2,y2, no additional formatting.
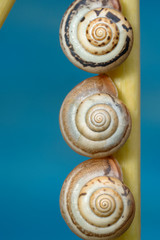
60,0,133,73
60,158,135,240
59,75,131,158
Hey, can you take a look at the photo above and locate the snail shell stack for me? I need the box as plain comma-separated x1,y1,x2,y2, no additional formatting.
59,0,135,239
60,0,133,73
60,158,135,240
60,75,131,158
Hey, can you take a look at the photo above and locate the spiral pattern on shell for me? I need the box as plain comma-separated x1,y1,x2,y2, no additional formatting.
60,158,135,240
60,0,133,73
59,75,131,158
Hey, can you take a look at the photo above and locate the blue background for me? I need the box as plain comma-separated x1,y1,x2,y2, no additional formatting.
0,0,159,239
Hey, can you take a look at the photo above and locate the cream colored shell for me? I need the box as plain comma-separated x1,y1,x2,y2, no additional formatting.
59,0,133,73
60,158,135,240
59,75,131,158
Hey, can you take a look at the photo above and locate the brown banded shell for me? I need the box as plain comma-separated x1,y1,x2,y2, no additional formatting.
60,0,133,74
59,75,132,158
60,157,135,240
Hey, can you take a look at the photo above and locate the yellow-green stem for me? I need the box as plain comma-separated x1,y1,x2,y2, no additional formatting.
108,0,140,239
0,0,15,28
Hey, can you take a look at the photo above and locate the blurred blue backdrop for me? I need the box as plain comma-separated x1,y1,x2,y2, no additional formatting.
0,0,159,239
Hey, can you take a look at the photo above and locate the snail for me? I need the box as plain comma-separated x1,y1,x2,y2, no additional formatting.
60,157,135,240
59,0,133,74
59,75,132,158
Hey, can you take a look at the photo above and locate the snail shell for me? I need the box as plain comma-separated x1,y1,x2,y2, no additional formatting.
60,0,133,73
59,75,131,158
60,157,135,240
